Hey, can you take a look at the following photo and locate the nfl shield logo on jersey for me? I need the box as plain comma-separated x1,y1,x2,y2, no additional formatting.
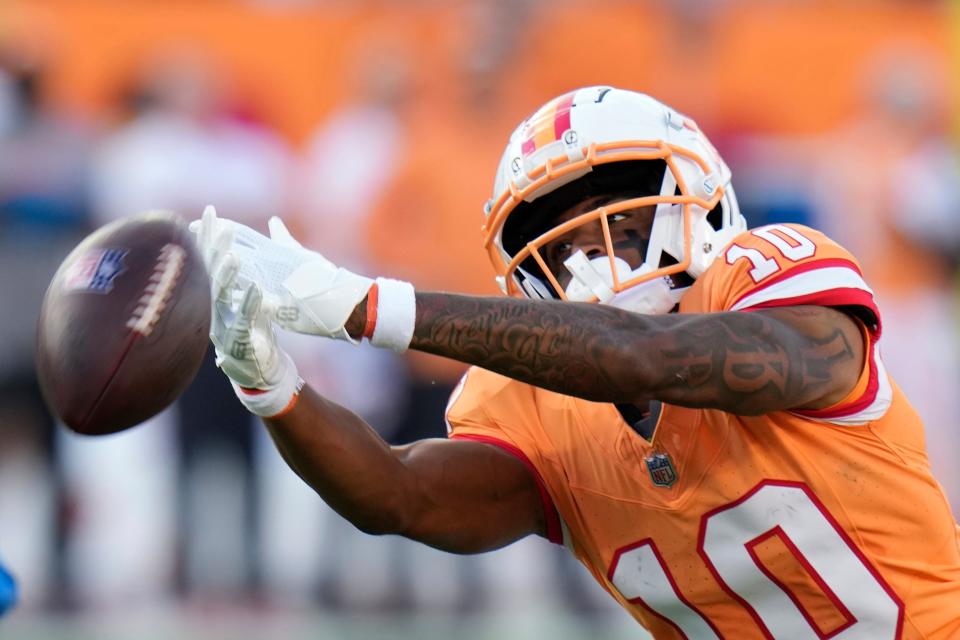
645,453,677,488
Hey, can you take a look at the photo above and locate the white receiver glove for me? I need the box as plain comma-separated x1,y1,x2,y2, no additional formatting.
200,217,303,418
192,205,416,352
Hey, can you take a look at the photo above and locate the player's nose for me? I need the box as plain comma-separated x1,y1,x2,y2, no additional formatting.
570,224,608,259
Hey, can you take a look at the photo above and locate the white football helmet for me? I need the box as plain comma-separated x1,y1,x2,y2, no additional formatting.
483,86,746,315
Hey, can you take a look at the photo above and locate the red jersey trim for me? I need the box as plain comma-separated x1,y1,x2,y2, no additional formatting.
741,288,881,337
730,258,864,309
450,433,563,545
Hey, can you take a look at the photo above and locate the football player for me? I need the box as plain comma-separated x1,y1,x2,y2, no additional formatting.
194,87,960,638
0,559,16,617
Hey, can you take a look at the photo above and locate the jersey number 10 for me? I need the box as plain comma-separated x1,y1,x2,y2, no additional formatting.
608,481,903,638
725,225,817,283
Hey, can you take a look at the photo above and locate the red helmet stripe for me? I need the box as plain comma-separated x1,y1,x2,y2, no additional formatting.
552,92,575,140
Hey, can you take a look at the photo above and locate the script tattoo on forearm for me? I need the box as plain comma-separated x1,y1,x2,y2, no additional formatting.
411,293,858,412
412,293,637,397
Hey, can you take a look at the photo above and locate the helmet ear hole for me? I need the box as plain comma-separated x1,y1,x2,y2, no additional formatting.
706,202,724,231
657,253,695,289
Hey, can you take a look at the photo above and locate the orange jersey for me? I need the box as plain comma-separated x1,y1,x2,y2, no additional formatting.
446,224,960,639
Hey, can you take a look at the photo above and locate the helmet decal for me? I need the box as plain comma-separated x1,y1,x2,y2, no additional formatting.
520,91,576,158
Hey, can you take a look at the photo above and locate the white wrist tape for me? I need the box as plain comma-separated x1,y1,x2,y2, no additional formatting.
231,352,305,418
369,277,416,352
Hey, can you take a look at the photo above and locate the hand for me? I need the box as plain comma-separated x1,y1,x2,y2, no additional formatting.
200,215,303,417
192,206,373,342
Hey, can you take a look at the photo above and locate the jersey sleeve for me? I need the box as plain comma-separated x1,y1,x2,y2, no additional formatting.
444,367,564,544
692,223,891,424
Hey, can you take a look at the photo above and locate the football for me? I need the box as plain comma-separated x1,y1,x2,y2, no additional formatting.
36,211,211,435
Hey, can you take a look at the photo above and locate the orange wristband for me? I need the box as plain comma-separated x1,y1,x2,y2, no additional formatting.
268,390,301,419
362,283,379,339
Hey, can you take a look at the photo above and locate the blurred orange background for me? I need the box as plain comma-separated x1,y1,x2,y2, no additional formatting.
1,0,951,140
1,2,958,639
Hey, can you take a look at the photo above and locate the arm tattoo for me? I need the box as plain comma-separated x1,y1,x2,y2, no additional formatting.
656,309,857,413
411,293,859,413
412,293,640,398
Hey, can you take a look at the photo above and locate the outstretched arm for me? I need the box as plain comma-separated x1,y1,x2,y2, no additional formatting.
264,385,546,553
193,210,863,416
193,208,545,553
349,294,864,416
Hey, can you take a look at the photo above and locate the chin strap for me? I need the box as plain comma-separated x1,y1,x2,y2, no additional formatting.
608,280,686,316
563,251,686,315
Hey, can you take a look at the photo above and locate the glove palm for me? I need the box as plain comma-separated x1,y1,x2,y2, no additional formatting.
198,214,301,416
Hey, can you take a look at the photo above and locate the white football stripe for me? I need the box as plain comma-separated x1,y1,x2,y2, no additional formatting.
126,244,186,336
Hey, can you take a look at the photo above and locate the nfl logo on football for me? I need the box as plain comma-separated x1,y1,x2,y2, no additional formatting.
63,249,127,293
645,453,677,488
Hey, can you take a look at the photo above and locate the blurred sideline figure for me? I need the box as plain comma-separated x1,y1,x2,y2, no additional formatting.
0,558,16,616
812,46,960,515
196,86,960,637
360,0,588,614
67,47,293,605
0,48,92,610
258,38,409,609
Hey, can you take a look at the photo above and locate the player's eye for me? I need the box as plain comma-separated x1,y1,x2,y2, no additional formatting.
609,212,631,224
548,240,574,264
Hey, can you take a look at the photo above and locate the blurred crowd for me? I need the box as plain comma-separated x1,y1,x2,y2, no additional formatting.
0,0,958,628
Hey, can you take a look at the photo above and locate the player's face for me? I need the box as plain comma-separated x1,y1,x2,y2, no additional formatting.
542,196,657,290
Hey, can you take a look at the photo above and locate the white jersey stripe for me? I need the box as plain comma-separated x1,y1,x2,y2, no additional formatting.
730,266,874,312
